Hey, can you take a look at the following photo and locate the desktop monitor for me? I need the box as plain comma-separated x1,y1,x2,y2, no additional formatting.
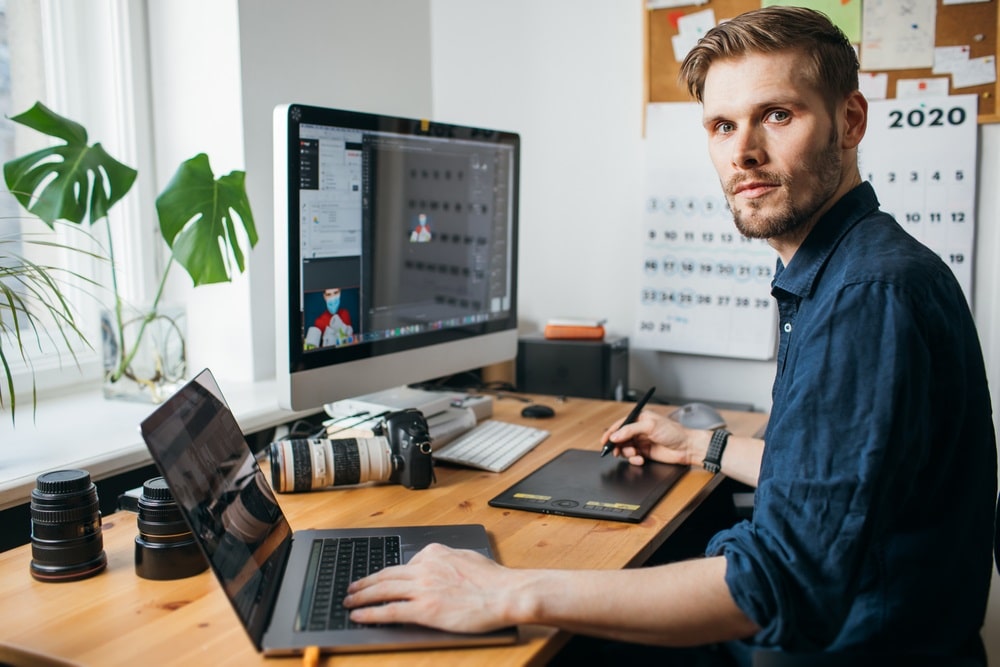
274,104,520,412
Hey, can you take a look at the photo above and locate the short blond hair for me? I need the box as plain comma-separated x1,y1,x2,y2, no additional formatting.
679,6,858,110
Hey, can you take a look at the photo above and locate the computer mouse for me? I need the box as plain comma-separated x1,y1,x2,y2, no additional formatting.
668,402,726,430
521,404,555,419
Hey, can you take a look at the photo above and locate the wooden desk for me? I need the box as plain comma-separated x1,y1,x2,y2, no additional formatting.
0,397,767,667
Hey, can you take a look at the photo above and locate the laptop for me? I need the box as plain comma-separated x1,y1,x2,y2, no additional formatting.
139,368,518,656
489,448,688,523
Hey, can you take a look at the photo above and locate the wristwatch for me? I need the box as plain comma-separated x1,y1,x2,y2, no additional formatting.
702,428,731,474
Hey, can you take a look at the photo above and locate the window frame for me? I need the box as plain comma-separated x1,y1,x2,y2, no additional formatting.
3,0,162,399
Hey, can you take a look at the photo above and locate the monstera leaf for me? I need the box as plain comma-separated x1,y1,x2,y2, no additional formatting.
155,154,258,286
3,102,138,227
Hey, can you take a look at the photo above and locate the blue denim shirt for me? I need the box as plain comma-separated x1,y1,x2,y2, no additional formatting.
707,182,997,655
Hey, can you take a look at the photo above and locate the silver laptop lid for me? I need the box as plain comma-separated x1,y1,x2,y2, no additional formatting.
140,368,292,650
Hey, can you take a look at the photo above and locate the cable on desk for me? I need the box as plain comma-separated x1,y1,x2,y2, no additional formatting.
325,410,390,437
278,419,325,440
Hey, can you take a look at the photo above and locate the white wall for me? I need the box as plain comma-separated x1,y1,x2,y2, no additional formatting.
151,0,435,383
165,0,997,659
145,0,250,381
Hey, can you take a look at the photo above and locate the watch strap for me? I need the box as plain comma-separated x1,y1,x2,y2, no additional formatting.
702,428,731,474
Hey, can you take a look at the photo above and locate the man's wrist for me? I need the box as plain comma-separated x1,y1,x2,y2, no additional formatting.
510,569,550,626
688,429,713,467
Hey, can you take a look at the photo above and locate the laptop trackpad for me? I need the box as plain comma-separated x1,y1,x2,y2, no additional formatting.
403,546,490,562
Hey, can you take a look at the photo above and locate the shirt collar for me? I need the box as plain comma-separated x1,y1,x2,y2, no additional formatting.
771,182,880,298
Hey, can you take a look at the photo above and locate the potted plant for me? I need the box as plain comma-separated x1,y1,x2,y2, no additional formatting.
2,101,258,404
0,228,96,422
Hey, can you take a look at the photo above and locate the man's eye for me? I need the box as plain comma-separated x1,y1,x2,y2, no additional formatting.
768,110,790,122
716,122,735,134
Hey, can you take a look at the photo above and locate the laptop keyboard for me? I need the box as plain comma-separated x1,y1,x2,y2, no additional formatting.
433,419,550,472
300,535,401,631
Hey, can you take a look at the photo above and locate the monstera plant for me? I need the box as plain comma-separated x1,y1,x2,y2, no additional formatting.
2,101,257,403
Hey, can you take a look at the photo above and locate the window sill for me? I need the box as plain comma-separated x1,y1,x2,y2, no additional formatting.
0,377,319,511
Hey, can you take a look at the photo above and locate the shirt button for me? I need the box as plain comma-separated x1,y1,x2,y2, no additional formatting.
783,322,792,333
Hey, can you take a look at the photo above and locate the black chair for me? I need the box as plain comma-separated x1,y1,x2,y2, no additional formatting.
752,649,982,667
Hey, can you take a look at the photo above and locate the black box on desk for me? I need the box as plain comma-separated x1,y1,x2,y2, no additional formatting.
516,335,629,401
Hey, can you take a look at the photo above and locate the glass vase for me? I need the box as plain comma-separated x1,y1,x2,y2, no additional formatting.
101,303,187,404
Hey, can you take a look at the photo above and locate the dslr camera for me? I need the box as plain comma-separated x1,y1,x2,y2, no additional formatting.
269,408,434,492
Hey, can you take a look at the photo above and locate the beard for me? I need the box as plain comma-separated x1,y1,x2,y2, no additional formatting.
724,133,843,240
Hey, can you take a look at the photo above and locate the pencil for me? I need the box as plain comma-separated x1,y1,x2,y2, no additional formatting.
302,645,320,667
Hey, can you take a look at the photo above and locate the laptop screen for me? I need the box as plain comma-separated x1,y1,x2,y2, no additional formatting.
140,369,292,648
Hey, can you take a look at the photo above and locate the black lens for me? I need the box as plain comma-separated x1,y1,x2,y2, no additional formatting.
29,469,107,582
134,477,208,580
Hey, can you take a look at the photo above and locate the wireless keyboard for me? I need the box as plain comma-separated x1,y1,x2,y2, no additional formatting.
433,419,550,473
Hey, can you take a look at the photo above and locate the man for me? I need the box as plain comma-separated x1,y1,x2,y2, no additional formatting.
344,7,997,662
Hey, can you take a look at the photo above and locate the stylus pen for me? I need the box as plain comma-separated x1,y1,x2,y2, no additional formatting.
600,386,656,457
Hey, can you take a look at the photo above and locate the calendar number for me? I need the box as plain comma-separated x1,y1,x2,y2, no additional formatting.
887,106,967,129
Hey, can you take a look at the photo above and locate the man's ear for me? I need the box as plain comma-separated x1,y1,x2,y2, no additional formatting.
841,90,868,150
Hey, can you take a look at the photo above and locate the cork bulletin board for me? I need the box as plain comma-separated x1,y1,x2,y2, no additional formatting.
645,0,1000,123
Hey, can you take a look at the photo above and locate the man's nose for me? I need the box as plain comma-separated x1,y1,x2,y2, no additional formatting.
732,127,765,169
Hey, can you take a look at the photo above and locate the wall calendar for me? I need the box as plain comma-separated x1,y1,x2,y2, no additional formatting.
861,94,978,303
635,95,978,360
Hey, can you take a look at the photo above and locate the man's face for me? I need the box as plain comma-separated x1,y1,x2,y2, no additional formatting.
701,50,844,241
324,288,342,315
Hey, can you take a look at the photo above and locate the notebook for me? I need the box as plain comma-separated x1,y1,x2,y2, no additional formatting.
488,448,688,523
139,369,518,656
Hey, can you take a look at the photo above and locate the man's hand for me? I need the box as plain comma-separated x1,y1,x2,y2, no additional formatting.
343,543,522,633
600,410,697,467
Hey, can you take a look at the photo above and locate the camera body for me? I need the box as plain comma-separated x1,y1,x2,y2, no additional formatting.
269,408,434,492
373,408,435,490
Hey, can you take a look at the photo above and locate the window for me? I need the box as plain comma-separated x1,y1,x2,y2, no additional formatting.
0,3,14,241
1,0,159,405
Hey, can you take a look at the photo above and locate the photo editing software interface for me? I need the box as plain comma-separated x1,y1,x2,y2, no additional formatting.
278,105,520,406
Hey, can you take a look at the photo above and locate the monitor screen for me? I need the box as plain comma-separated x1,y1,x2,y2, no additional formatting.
273,104,520,412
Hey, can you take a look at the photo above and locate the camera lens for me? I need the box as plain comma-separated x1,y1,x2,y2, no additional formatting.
134,477,208,580
269,436,394,492
29,469,107,583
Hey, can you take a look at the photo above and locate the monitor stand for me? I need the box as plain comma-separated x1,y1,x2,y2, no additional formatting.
325,385,455,419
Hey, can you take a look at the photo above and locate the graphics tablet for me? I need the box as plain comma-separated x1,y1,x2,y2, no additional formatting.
488,448,688,523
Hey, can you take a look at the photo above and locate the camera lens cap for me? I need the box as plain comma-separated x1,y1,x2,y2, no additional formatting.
141,476,174,502
34,469,92,496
